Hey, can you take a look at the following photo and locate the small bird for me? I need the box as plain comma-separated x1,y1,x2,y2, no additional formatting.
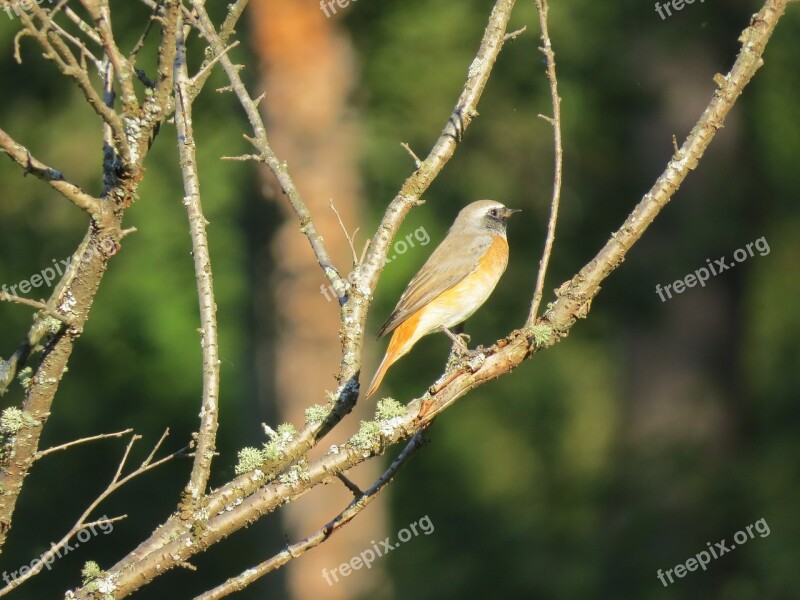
365,200,519,399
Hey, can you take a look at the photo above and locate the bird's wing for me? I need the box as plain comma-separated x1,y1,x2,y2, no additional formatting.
376,230,494,338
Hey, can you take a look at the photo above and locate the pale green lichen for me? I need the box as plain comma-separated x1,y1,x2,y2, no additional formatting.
1,407,36,434
81,560,103,584
17,367,33,392
276,423,296,440
262,440,283,462
234,447,264,475
278,463,309,485
530,323,553,347
375,398,406,421
305,404,328,424
260,422,296,463
349,420,382,451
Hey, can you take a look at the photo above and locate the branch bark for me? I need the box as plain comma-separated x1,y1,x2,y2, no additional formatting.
174,11,222,514
527,0,563,325
0,127,102,215
195,431,428,600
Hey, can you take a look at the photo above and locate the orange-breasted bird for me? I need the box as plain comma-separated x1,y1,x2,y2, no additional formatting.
365,200,519,399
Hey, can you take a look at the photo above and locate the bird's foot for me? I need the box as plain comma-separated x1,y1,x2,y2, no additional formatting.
443,328,471,354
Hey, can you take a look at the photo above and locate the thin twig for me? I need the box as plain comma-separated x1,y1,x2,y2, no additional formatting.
527,0,563,325
35,428,134,459
0,128,102,214
174,12,222,511
0,291,72,325
335,472,363,498
190,40,240,87
0,430,180,595
61,4,103,46
330,200,359,266
400,142,422,169
16,2,132,164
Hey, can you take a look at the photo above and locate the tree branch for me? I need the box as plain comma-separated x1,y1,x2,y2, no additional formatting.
35,428,134,460
195,431,428,600
0,291,72,325
174,10,222,513
189,0,348,301
527,0,563,325
0,127,102,215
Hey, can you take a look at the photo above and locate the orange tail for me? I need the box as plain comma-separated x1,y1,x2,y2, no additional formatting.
365,313,421,399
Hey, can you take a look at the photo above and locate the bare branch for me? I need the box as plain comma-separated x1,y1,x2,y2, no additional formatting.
0,431,178,594
90,0,139,109
14,2,133,165
174,13,222,510
0,127,102,214
189,0,348,301
35,428,134,460
194,432,428,600
527,0,563,325
0,291,72,325
330,200,360,266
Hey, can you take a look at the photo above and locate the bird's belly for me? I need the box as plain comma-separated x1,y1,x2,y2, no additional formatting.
416,237,508,335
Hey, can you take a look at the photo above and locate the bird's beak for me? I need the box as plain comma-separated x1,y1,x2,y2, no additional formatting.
501,207,521,219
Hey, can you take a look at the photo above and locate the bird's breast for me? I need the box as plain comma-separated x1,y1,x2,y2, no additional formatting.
416,235,509,333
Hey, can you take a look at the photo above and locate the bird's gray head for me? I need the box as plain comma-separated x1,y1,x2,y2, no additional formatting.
453,199,521,236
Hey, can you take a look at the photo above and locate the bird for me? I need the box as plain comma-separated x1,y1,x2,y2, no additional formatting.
365,200,520,399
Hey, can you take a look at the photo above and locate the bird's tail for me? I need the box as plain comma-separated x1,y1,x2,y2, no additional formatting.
364,314,419,399
365,350,394,400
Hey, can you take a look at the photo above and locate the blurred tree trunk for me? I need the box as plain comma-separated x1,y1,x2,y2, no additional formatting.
249,2,392,599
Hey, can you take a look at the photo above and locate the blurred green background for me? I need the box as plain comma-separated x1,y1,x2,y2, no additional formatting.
1,0,799,598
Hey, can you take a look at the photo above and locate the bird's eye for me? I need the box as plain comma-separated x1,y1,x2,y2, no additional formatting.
489,208,499,218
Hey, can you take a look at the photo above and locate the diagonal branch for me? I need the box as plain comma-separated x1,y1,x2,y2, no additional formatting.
0,127,102,215
174,10,222,512
35,428,134,460
189,0,348,301
527,0,563,325
358,0,521,297
195,431,429,600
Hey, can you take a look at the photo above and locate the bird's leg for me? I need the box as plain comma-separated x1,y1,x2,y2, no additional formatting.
444,324,471,354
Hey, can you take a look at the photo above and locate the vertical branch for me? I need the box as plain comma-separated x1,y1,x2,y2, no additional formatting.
527,0,563,326
174,12,221,509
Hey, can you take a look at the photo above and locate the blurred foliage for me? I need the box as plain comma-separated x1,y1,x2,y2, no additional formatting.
0,0,799,599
